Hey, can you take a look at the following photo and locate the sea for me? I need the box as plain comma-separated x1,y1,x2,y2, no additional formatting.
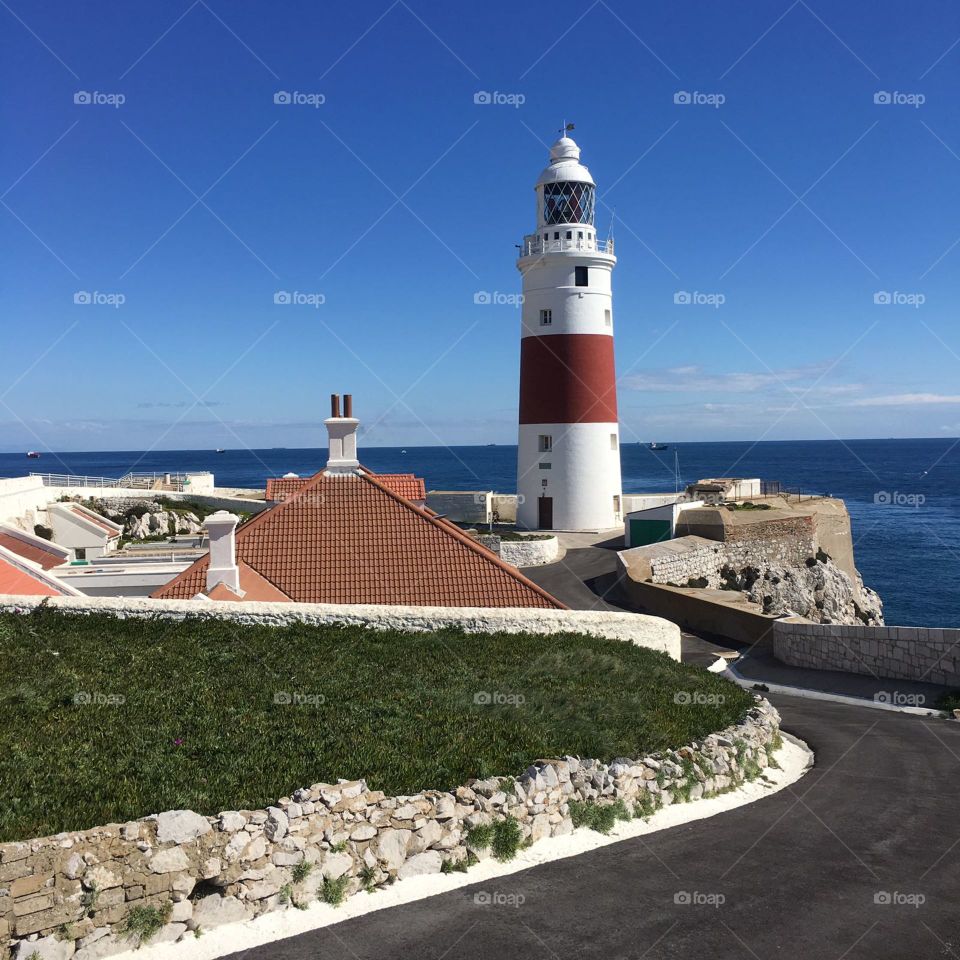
2,438,957,628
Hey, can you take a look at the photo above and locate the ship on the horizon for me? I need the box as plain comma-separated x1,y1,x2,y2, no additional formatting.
648,442,669,450
26,451,40,459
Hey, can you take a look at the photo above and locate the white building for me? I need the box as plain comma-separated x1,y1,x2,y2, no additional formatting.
515,132,622,531
48,501,123,560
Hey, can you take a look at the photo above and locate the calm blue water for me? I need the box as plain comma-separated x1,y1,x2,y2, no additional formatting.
3,439,957,627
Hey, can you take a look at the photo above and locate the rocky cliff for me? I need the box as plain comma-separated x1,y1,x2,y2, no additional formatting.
721,555,884,626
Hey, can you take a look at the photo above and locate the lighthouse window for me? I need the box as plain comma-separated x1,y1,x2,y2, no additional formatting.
553,232,560,240
605,309,611,326
543,181,595,225
539,462,552,470
610,433,618,450
565,231,572,240
539,309,552,326
575,266,589,287
578,231,584,240
539,434,552,452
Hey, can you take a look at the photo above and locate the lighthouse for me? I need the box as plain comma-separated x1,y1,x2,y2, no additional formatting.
515,131,622,531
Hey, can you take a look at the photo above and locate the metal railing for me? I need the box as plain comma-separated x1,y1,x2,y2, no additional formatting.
519,235,614,257
31,471,190,491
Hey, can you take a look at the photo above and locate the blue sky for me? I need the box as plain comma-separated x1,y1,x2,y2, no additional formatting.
3,0,960,451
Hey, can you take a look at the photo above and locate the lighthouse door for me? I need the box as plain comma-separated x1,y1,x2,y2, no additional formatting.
537,496,553,530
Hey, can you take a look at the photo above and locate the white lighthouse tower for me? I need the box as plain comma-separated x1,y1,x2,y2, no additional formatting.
515,131,622,531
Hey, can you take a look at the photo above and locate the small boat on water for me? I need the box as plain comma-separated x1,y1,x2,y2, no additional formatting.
26,451,40,459
648,442,669,451
215,449,226,454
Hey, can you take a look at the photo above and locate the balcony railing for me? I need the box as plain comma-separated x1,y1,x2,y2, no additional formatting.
519,235,614,257
31,471,191,491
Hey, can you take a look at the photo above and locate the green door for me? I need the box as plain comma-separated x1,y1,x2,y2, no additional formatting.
628,519,672,546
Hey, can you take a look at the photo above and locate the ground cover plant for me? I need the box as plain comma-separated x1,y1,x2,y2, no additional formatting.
0,606,752,842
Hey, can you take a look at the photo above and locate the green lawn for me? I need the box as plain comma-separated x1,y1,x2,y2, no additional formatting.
0,608,752,842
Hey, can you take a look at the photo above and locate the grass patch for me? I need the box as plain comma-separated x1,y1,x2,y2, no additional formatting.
490,816,523,862
465,823,494,850
122,902,172,944
568,799,630,834
320,874,350,906
935,691,960,713
0,607,752,842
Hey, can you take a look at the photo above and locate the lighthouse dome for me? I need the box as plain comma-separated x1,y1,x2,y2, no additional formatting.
536,135,595,187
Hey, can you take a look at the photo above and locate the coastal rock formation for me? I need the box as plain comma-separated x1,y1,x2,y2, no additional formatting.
721,556,884,626
125,509,202,539
77,498,205,540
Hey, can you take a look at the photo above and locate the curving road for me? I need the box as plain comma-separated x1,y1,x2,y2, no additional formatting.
223,696,960,960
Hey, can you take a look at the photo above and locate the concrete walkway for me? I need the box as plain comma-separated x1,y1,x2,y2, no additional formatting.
224,695,960,960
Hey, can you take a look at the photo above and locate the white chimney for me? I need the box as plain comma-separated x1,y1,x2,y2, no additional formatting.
205,511,241,595
325,393,360,474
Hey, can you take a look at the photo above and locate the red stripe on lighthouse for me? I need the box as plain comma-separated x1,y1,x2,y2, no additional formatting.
519,334,618,424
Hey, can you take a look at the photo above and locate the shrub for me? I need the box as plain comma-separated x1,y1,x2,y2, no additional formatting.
466,823,494,850
568,799,625,834
320,874,350,906
358,863,377,892
291,861,312,884
33,524,52,541
122,902,172,944
491,816,523,862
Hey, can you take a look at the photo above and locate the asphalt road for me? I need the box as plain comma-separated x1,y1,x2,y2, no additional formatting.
223,696,960,960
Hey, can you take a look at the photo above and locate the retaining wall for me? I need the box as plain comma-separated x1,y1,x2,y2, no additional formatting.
0,700,779,959
773,618,960,685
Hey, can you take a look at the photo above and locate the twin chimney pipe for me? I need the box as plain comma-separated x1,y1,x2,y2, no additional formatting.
329,393,354,418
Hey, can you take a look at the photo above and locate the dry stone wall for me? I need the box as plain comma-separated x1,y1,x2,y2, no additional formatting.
0,701,780,959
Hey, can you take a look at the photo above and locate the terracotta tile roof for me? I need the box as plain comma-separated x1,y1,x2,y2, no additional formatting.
0,548,71,597
266,470,425,503
0,532,65,571
154,470,563,609
205,563,292,602
265,476,310,501
370,473,426,501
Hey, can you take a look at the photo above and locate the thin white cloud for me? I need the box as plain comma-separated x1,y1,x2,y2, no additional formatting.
851,393,960,407
624,361,857,396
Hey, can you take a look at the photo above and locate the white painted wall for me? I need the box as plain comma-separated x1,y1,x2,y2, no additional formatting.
517,422,622,531
0,594,682,660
